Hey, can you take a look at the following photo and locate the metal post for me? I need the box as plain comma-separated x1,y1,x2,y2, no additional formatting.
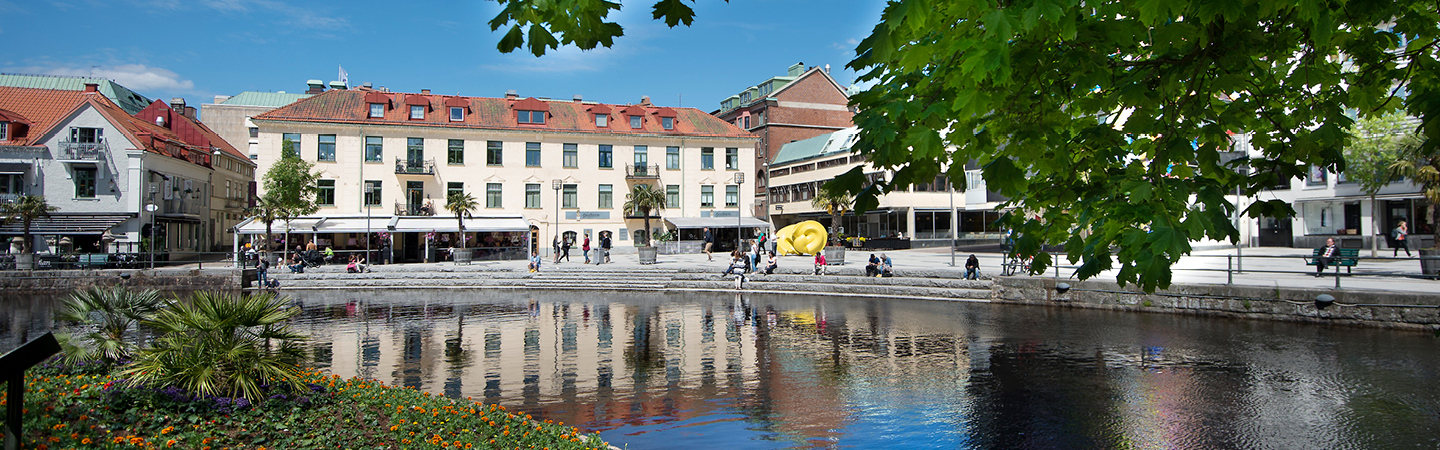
734,172,745,251
1227,254,1233,285
5,372,21,450
552,179,562,260
1335,264,1342,289
365,184,373,265
949,182,956,266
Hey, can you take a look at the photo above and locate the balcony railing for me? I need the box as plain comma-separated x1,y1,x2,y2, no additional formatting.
394,201,436,216
625,164,660,179
395,158,436,175
57,140,109,162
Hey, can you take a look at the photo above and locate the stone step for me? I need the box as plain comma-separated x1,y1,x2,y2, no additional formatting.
671,279,991,300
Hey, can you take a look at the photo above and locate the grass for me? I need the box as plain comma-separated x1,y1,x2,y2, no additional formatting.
1,361,609,450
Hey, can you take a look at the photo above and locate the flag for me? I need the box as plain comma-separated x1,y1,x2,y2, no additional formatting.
339,65,349,88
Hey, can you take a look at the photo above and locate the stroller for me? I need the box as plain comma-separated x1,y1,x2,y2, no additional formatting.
302,249,326,268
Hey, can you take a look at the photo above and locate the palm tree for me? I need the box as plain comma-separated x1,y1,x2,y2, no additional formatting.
246,195,282,260
1391,137,1440,250
54,286,164,365
122,291,307,400
2,195,59,268
623,184,667,246
445,191,479,248
811,185,853,245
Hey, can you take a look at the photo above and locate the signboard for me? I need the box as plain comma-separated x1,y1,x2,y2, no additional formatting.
565,211,610,220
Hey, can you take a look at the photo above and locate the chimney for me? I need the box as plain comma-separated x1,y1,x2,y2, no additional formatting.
573,95,583,103
362,82,372,88
421,89,431,95
505,89,518,99
83,83,99,93
170,97,186,113
329,80,348,90
640,95,651,106
214,95,231,103
305,79,325,94
185,106,197,120
788,62,805,77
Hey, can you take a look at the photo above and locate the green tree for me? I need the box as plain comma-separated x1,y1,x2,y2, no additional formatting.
259,139,321,262
623,183,666,246
121,291,307,400
445,191,479,248
2,195,59,268
490,0,1440,292
54,286,164,365
1345,111,1418,256
811,184,853,246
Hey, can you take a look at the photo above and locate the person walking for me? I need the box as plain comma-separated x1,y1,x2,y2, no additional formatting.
964,254,980,280
552,235,562,264
582,233,592,264
600,231,613,264
1316,237,1338,277
256,256,269,288
1392,221,1412,257
560,236,572,262
703,227,714,261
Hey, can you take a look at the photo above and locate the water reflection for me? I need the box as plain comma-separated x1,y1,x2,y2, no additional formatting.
5,289,1439,449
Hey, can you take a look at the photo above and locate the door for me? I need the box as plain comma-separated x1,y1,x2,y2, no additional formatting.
1258,215,1293,247
407,181,424,215
403,231,420,262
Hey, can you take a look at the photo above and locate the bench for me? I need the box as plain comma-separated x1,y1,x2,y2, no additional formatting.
1304,248,1360,273
77,253,108,269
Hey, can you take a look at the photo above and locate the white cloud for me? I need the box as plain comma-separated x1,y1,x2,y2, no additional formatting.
479,45,619,74
6,64,195,92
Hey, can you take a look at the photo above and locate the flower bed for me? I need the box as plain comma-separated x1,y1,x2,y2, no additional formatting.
2,363,609,450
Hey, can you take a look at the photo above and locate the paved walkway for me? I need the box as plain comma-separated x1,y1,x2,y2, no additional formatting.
280,246,1440,295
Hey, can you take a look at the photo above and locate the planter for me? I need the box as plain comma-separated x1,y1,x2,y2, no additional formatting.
14,253,34,270
1421,249,1440,279
638,246,658,265
823,246,846,265
656,241,680,255
453,248,474,265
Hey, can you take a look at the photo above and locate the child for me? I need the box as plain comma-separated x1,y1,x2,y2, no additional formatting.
813,251,827,275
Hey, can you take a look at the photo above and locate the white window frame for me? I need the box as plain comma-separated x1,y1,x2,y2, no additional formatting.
629,115,642,129
450,107,464,122
409,105,424,120
370,103,385,118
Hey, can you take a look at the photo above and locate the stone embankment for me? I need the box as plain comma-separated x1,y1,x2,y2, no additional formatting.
0,268,245,293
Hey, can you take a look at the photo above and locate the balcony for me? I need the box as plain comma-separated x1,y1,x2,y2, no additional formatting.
395,158,436,176
57,139,109,162
625,164,660,179
394,201,436,216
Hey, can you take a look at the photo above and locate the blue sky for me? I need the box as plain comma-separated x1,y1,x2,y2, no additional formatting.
0,0,885,113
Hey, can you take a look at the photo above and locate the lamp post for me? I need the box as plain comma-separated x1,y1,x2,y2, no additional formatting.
365,184,373,264
147,183,158,270
552,179,562,260
733,172,744,251
949,177,956,266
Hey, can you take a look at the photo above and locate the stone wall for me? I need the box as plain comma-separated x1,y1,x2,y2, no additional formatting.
993,277,1440,331
0,268,246,294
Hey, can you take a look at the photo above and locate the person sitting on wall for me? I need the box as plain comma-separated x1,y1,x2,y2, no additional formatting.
323,246,335,264
813,251,827,275
865,253,882,277
528,251,543,272
964,254,980,280
288,254,305,274
879,253,894,277
722,250,748,277
763,251,778,275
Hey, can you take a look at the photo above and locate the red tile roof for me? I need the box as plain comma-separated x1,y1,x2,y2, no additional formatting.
0,86,233,167
0,87,91,145
254,89,756,139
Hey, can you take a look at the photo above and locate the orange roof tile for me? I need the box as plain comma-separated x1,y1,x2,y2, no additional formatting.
0,86,229,167
0,87,92,145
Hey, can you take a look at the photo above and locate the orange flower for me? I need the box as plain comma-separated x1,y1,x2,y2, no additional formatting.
167,439,177,447
81,438,92,445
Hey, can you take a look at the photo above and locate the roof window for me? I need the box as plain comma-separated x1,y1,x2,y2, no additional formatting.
517,110,545,125
369,103,384,118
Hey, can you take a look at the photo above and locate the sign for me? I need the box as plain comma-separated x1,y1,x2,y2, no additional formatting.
565,211,610,220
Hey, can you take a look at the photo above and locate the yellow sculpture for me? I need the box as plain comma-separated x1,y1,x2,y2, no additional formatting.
776,220,828,255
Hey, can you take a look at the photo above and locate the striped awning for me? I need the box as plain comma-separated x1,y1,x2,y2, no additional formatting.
0,213,134,235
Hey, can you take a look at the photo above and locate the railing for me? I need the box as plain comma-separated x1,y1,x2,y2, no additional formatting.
997,251,1440,290
626,164,661,178
394,201,435,216
57,139,109,161
0,193,20,203
395,158,436,175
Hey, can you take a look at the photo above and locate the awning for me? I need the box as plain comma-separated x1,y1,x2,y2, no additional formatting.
234,217,392,235
0,213,134,235
390,216,530,233
665,216,771,229
234,215,530,234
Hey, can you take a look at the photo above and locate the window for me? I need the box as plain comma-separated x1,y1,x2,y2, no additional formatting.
598,184,613,209
562,184,577,208
282,133,301,157
364,180,382,205
317,180,335,205
317,134,336,162
634,145,647,167
563,143,578,168
1307,165,1328,186
701,148,714,170
526,142,541,167
407,138,424,166
448,139,464,165
666,146,680,169
487,141,503,165
365,136,383,162
629,115,642,128
248,127,258,138
594,114,607,127
525,184,541,208
71,127,102,143
743,116,751,128
0,121,7,140
517,110,546,124
369,103,385,118
725,185,738,207
486,183,503,208
599,145,613,168
662,117,674,130
450,107,464,122
725,148,738,170
700,186,714,207
666,185,679,208
74,167,96,198
409,105,425,120
448,182,464,199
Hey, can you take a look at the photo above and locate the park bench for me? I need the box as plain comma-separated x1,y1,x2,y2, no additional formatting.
1304,248,1360,274
77,253,108,269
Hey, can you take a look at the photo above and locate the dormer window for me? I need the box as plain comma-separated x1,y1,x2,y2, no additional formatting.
517,110,545,125
595,114,608,127
369,103,384,118
629,115,642,129
410,105,425,120
450,107,464,122
662,117,674,130
0,121,7,141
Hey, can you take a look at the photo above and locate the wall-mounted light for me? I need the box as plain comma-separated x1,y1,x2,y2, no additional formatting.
1315,294,1335,310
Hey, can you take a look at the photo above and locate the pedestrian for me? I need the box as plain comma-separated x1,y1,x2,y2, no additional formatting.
1315,237,1337,277
306,240,318,252
256,256,269,288
763,251,778,274
749,239,762,273
813,251,827,275
703,227,714,261
528,251,543,272
560,236,572,262
582,233,592,264
964,254,980,280
1392,221,1412,257
600,231,612,264
553,235,562,263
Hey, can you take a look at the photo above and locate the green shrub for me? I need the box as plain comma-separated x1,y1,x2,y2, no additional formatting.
54,286,163,365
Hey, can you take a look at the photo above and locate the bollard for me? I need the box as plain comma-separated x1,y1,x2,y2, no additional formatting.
1227,255,1233,285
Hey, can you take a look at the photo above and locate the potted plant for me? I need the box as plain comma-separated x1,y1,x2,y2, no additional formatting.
624,184,667,264
445,191,479,264
654,230,680,254
1,195,58,270
812,186,852,265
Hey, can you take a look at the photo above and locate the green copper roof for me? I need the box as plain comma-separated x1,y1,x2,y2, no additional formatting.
220,91,312,108
0,73,152,115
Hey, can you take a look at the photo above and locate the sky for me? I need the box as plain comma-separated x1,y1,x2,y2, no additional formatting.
0,0,886,114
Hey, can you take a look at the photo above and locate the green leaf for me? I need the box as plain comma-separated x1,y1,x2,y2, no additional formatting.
652,0,696,27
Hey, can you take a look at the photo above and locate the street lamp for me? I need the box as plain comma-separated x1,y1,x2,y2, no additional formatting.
365,183,373,264
552,179,562,260
147,183,158,270
733,172,744,251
